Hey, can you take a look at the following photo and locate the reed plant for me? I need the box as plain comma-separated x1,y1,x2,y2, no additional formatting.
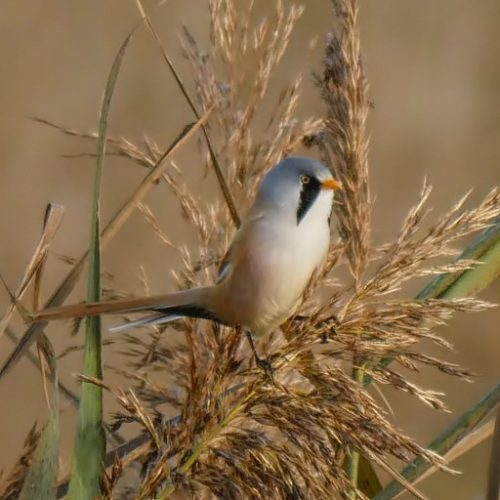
0,1,499,498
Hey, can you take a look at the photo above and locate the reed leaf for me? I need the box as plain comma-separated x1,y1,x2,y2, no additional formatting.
374,382,500,500
19,337,60,500
356,221,500,495
486,404,500,500
369,220,500,380
419,220,500,300
18,411,59,500
67,33,132,500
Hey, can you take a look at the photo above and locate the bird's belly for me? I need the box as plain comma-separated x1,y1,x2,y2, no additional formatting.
219,220,329,336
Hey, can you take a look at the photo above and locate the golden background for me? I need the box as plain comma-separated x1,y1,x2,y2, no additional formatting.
0,1,498,498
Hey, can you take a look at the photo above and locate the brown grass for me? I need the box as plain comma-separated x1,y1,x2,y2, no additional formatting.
0,0,498,498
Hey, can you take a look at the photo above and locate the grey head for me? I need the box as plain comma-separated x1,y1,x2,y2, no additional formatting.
255,156,340,224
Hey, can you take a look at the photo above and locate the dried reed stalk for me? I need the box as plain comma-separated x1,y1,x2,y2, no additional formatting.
86,1,496,497
2,0,498,498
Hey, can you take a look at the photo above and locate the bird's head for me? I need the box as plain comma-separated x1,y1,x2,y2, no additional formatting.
257,156,341,224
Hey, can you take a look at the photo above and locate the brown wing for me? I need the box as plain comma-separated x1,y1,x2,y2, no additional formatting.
216,224,244,284
215,213,264,285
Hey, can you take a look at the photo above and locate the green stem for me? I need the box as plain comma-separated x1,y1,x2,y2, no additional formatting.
345,362,366,497
68,32,132,500
366,221,500,383
374,382,500,500
418,220,500,300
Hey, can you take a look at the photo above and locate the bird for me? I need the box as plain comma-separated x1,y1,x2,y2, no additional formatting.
33,156,341,371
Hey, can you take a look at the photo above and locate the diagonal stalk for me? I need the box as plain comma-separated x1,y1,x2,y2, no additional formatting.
374,382,500,500
367,220,500,382
135,0,241,228
0,105,215,379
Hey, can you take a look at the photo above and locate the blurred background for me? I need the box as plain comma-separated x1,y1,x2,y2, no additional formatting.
0,1,498,498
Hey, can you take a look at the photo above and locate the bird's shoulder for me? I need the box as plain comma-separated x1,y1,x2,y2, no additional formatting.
215,213,267,284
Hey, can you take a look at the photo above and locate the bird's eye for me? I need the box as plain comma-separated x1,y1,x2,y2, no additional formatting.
300,175,311,185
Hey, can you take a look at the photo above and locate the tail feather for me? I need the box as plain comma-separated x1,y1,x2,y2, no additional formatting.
109,313,183,333
108,302,228,333
32,287,216,323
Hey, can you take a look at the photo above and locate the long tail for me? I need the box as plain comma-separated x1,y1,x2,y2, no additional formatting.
32,287,220,332
108,313,185,333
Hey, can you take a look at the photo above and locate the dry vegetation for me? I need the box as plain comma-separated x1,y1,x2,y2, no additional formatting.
0,0,499,499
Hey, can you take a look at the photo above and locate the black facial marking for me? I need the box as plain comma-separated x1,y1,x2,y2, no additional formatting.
297,175,321,224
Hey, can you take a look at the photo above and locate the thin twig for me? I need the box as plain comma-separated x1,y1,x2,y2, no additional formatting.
135,0,241,227
0,105,215,379
487,404,500,500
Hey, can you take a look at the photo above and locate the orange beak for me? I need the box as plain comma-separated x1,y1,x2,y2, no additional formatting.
322,178,342,191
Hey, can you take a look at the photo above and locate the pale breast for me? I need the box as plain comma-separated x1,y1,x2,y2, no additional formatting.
215,208,330,336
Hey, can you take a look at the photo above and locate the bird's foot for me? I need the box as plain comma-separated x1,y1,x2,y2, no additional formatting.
244,330,274,382
316,317,338,343
255,355,274,382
